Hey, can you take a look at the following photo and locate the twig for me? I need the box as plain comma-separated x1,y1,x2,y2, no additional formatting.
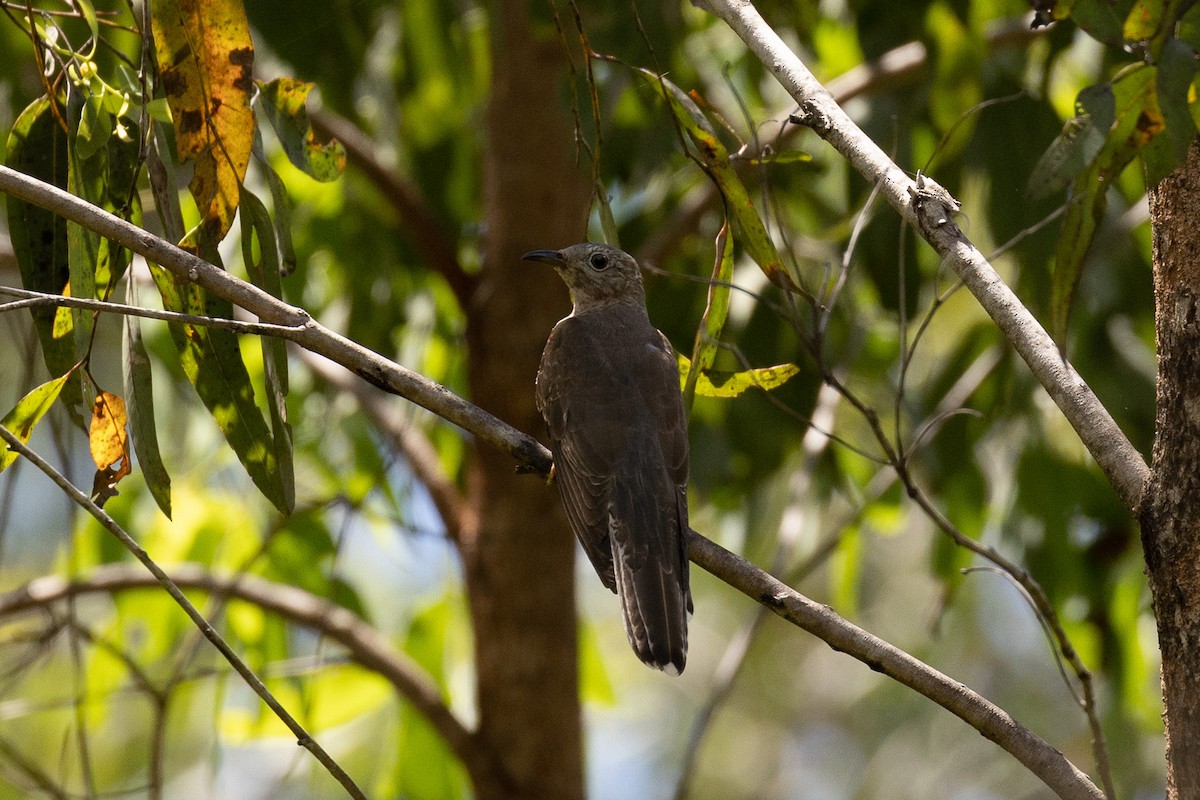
307,110,474,307
0,425,369,800
0,285,305,337
686,530,1106,800
698,0,1148,520
0,562,509,794
0,164,552,476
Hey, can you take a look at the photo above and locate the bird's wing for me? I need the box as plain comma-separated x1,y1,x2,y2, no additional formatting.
536,319,620,590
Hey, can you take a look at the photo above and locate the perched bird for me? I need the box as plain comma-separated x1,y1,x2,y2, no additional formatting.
525,243,692,675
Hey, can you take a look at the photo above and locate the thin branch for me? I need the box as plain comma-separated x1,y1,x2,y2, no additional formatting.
637,21,1041,268
698,0,1148,516
0,562,508,794
0,425,369,800
686,530,1106,800
0,164,551,476
0,284,305,337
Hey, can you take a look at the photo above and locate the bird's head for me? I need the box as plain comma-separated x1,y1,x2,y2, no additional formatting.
523,243,645,314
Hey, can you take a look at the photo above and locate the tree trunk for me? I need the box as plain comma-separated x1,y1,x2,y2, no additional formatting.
1142,136,1200,800
459,1,591,797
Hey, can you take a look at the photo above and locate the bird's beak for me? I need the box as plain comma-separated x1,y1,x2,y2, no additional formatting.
522,249,565,267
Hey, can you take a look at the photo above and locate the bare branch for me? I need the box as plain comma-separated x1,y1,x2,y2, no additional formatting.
697,0,1149,514
299,348,471,544
309,110,475,308
0,562,508,793
686,530,1106,800
0,424,369,800
0,164,551,476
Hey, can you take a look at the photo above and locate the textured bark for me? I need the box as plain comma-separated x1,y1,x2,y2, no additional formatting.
1142,137,1200,800
460,0,591,797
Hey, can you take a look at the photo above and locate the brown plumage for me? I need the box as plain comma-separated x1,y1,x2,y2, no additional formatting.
525,243,692,675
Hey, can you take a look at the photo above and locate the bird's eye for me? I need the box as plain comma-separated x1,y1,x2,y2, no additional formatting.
589,253,610,271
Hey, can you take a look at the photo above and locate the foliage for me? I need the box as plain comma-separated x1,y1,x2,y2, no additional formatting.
0,0,1169,798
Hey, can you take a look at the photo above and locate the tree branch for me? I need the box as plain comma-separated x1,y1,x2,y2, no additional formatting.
696,0,1149,514
0,163,1102,800
0,425,369,800
0,164,551,476
0,562,507,793
687,531,1105,800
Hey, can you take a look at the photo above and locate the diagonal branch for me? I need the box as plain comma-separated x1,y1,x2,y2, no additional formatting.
695,0,1149,514
0,164,551,476
0,163,1101,800
686,531,1105,800
0,562,507,793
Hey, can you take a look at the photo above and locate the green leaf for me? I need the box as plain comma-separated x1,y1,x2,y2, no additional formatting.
1051,65,1158,344
4,96,80,404
256,77,346,182
1152,38,1198,177
1027,83,1114,200
0,374,71,470
239,186,294,511
123,278,172,518
684,223,734,411
1070,0,1137,46
678,354,799,398
147,236,291,514
637,69,796,290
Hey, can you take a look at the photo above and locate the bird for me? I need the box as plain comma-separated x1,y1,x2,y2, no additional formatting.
524,243,692,675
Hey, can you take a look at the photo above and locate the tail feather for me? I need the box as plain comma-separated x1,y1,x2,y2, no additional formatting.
613,547,689,675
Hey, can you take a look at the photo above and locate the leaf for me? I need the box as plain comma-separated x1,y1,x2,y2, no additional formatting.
151,0,256,240
1151,38,1198,179
0,374,71,471
1051,65,1158,345
1069,0,1137,47
4,97,82,406
123,278,172,518
239,186,294,511
677,354,799,398
89,391,132,505
146,251,291,514
684,223,734,411
256,77,346,182
89,391,129,471
637,68,795,290
1027,84,1114,200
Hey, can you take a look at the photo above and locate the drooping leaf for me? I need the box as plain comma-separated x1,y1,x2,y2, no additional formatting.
1069,0,1137,47
678,353,799,398
146,247,291,514
123,277,172,518
151,0,256,240
1028,83,1114,200
637,68,795,290
4,96,80,403
256,77,346,182
89,390,132,505
1151,38,1198,178
0,374,71,471
1051,65,1158,345
684,223,734,411
239,186,294,511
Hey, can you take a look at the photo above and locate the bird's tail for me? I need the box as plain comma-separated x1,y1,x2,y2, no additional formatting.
613,545,691,676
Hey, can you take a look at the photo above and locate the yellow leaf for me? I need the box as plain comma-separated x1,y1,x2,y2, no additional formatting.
152,0,255,240
89,391,129,471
